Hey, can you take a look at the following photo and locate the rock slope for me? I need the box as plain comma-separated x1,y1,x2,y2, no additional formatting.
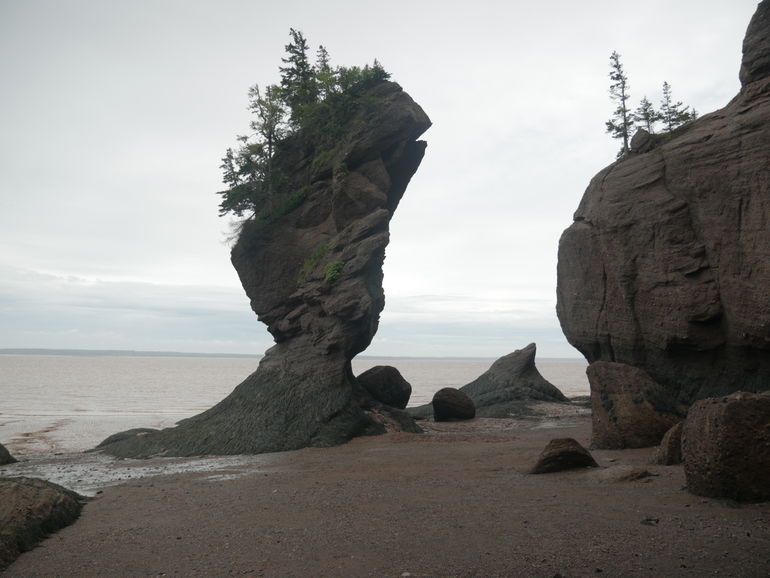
409,343,568,418
557,0,770,405
99,81,430,457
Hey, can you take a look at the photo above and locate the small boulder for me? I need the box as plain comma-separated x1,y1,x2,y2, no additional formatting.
629,128,654,153
530,438,599,474
588,361,685,449
652,422,684,465
432,388,475,421
0,443,15,466
682,391,770,502
0,477,84,570
356,365,412,409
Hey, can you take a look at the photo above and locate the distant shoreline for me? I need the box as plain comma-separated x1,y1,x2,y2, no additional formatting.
0,348,584,362
0,348,261,359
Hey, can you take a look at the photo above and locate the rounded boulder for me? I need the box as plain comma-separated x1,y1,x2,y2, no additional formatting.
356,365,412,409
432,387,475,421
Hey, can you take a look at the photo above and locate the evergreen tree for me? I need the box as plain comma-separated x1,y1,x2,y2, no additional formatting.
633,96,660,134
605,51,634,157
215,84,287,217
315,45,335,99
216,29,391,219
659,81,695,132
279,28,318,125
248,83,286,199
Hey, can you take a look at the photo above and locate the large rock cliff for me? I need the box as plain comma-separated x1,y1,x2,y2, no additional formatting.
99,81,430,457
557,1,770,405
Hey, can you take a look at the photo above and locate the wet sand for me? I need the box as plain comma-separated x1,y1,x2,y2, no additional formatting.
3,413,770,577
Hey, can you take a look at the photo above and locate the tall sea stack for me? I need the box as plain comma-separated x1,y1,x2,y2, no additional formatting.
99,81,430,457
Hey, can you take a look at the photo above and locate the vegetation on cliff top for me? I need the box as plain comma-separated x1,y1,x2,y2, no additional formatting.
606,51,697,158
217,29,390,219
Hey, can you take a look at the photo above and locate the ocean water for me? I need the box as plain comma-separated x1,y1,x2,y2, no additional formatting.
0,354,588,455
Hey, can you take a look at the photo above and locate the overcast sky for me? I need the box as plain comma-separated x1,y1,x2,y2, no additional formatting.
0,0,759,358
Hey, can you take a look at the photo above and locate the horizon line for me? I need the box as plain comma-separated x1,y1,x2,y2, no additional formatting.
0,347,585,362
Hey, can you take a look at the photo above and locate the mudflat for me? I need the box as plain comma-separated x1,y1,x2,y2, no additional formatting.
5,415,770,577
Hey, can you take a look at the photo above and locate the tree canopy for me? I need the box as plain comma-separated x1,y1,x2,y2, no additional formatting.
216,29,390,218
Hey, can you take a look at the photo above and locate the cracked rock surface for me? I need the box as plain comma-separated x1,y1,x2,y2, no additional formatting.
556,1,770,404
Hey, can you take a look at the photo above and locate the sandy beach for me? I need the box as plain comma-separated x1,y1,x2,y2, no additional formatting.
3,409,769,577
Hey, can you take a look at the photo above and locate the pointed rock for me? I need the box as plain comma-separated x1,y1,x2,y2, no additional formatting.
0,442,15,466
461,343,568,418
409,343,568,419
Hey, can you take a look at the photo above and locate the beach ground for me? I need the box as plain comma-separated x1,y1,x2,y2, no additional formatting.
4,410,770,577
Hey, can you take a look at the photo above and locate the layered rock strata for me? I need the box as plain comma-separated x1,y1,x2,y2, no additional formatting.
99,81,430,457
557,1,770,405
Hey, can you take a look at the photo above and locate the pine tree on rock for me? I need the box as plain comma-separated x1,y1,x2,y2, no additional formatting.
315,45,335,100
247,84,286,205
216,84,287,218
216,28,393,220
605,51,635,157
660,81,696,132
633,96,661,134
280,28,318,126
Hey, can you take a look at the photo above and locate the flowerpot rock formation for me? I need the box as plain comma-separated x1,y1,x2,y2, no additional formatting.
98,81,430,457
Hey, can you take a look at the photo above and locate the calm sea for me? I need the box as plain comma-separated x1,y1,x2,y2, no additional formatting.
0,354,588,455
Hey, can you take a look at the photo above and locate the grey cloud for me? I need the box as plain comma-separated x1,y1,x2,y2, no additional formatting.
0,0,758,357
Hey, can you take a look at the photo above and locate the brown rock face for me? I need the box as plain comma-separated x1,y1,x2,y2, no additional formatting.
0,477,83,570
588,361,684,449
682,391,770,502
557,1,770,405
99,81,430,457
740,1,770,85
530,438,599,474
